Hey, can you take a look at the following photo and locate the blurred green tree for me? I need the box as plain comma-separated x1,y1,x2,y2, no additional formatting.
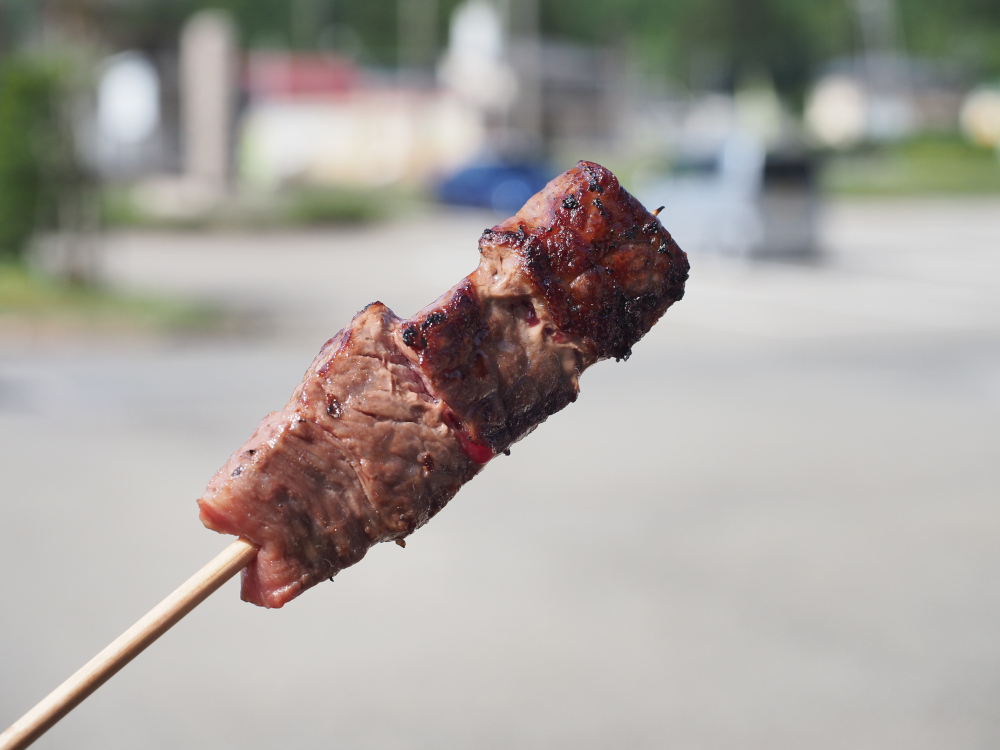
538,0,853,98
0,53,96,273
160,0,997,96
899,0,1000,76
0,57,59,262
5,0,1000,99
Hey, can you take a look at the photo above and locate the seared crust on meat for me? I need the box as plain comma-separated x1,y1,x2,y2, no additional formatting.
482,161,688,362
397,160,688,453
398,279,581,453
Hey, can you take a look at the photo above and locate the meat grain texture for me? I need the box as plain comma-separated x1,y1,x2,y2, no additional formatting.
198,161,689,608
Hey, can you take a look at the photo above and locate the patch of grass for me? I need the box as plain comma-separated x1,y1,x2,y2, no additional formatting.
281,186,391,225
822,136,1000,195
101,183,409,230
0,263,226,335
100,186,151,228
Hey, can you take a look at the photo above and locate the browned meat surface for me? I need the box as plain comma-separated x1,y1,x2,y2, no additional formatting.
198,161,689,608
199,304,479,608
400,161,687,452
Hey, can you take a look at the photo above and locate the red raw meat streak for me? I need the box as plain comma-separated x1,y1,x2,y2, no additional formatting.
449,417,496,464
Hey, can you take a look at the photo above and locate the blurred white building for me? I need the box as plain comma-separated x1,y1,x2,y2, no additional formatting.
85,51,164,177
240,52,485,188
437,0,517,114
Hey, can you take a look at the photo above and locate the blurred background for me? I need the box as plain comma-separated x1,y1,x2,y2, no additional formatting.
1,1,999,748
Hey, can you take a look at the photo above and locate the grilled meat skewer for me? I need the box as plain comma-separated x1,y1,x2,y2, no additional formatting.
0,162,687,750
198,161,689,608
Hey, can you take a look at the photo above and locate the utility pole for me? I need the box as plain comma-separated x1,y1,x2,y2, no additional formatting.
180,10,237,191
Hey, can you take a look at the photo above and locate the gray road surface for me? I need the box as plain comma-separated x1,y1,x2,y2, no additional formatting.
2,199,999,749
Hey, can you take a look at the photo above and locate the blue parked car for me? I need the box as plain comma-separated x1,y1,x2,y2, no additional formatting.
437,162,554,214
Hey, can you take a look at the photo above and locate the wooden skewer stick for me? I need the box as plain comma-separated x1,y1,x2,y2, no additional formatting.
0,538,258,750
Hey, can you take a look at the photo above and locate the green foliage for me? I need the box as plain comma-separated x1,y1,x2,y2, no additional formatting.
108,0,415,65
56,0,1000,97
621,0,853,97
541,0,855,94
282,186,392,225
0,0,38,51
100,183,398,230
822,136,1000,195
538,0,1000,94
0,56,61,261
899,0,1000,77
0,263,226,334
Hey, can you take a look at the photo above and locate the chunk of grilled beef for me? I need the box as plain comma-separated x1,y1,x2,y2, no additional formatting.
199,304,479,608
198,161,688,608
397,160,687,453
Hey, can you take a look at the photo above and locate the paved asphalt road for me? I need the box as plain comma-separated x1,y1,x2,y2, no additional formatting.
1,199,999,749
